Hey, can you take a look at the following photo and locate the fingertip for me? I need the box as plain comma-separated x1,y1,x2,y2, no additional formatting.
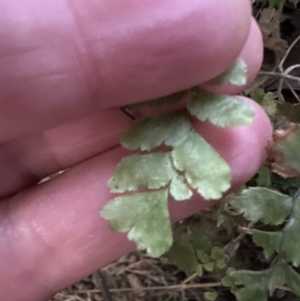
200,18,263,95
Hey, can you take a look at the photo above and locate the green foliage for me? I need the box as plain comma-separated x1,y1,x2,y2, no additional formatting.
170,175,193,201
165,229,209,275
172,132,231,200
225,261,300,301
256,166,271,187
273,124,300,174
227,270,270,301
222,268,236,288
165,233,200,273
108,152,176,192
211,246,226,269
204,292,218,301
188,88,254,127
268,261,300,296
204,262,215,272
251,229,282,260
231,187,292,224
250,88,276,116
197,250,210,263
101,189,172,257
189,226,212,252
209,58,247,86
228,187,300,300
281,192,300,267
121,112,191,151
165,226,225,275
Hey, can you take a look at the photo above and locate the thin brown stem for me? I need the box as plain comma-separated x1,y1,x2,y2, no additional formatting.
258,72,300,83
93,270,113,301
279,34,300,72
82,282,222,294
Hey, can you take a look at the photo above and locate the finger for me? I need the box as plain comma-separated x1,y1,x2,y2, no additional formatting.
201,18,263,95
0,0,251,141
0,98,272,301
114,18,262,118
0,108,131,198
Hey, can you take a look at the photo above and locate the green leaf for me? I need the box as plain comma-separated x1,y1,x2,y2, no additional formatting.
187,88,254,127
121,112,191,151
170,175,193,201
211,246,225,261
250,88,265,103
108,152,176,193
165,233,198,273
251,229,282,260
281,193,300,267
281,264,300,296
261,92,277,116
190,226,212,253
210,58,247,86
195,264,204,276
257,166,271,187
216,259,226,269
222,275,235,288
204,262,215,272
204,292,218,301
197,250,210,264
172,132,231,200
268,263,285,292
228,270,269,301
250,89,276,116
268,261,300,296
100,189,172,257
231,187,292,225
273,124,300,174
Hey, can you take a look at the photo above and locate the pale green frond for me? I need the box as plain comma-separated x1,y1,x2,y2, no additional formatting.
251,229,282,260
187,88,254,127
170,175,193,201
121,112,191,151
231,187,292,225
172,132,231,200
210,58,247,86
100,189,172,257
108,152,176,193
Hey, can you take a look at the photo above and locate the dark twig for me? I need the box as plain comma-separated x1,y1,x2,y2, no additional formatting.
93,270,113,301
120,107,136,120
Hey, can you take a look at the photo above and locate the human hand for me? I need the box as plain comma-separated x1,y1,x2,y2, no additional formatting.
0,0,272,300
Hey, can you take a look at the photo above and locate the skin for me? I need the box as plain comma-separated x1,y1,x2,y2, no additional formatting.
0,0,273,300
201,18,264,95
